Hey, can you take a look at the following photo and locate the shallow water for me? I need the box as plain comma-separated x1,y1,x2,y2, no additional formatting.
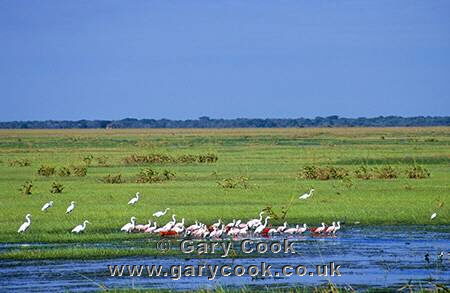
0,226,449,292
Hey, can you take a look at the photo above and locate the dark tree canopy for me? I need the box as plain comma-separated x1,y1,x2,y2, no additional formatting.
0,116,449,129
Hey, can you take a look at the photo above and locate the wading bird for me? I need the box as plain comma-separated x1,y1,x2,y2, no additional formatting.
128,192,140,205
254,216,271,234
313,222,326,234
297,223,308,234
71,220,90,233
247,212,264,228
153,208,170,218
325,222,336,234
66,201,76,214
41,201,54,212
299,188,314,200
135,220,152,232
431,213,437,220
277,222,288,233
333,221,341,234
121,216,136,233
284,225,300,235
18,214,32,233
144,222,158,233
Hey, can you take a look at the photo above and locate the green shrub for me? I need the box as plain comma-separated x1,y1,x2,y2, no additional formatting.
354,165,373,179
100,174,124,184
374,165,398,179
82,154,94,166
50,182,64,193
9,159,31,167
405,164,430,179
217,176,249,189
19,181,33,195
135,168,175,183
299,165,349,180
71,166,87,177
95,156,109,166
37,165,55,176
57,167,71,177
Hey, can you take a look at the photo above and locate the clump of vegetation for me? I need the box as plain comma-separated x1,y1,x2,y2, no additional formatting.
71,166,87,177
354,165,373,179
37,165,56,176
135,168,175,183
405,164,430,179
217,176,250,189
122,153,218,165
95,156,109,166
299,165,349,180
82,154,94,166
57,167,72,177
197,153,218,163
374,165,398,179
100,174,124,184
19,181,33,195
8,158,31,167
50,182,64,193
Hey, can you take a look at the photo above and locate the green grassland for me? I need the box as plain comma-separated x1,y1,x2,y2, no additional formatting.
0,127,449,259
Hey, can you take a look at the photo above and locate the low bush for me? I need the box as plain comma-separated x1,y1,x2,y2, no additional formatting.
299,165,349,180
354,165,373,179
135,168,175,183
374,165,398,179
19,181,33,195
9,159,31,167
57,167,71,177
405,164,430,179
37,165,55,176
217,176,250,189
100,174,124,184
122,153,219,165
50,182,64,193
71,166,87,177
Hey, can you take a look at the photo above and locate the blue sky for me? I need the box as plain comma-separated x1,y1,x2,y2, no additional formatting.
1,1,449,121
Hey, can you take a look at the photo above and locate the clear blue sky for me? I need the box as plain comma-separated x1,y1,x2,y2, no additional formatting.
1,1,449,121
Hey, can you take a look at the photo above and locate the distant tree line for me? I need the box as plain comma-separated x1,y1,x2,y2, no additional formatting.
0,116,449,129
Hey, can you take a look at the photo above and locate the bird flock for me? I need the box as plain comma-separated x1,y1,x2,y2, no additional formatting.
17,189,438,236
119,211,342,239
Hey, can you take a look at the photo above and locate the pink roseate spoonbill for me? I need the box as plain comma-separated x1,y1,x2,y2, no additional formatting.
277,222,288,233
297,223,308,234
254,216,271,234
153,208,170,218
145,222,158,233
333,221,341,234
431,213,437,220
128,192,140,205
235,220,247,229
121,216,136,233
325,222,336,234
284,225,300,235
173,218,185,230
18,214,32,233
135,220,152,232
268,228,278,235
71,220,90,233
41,201,53,212
66,201,76,214
247,212,264,228
186,221,200,232
313,222,326,234
238,225,249,236
299,189,314,200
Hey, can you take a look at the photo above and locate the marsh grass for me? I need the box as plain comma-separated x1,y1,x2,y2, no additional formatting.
0,127,448,247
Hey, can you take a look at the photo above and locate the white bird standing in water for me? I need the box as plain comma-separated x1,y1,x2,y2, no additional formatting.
254,216,271,234
121,217,137,232
153,208,170,218
247,212,264,228
299,188,314,200
18,214,32,233
66,201,76,214
71,220,90,233
431,213,437,220
41,201,54,212
128,192,140,205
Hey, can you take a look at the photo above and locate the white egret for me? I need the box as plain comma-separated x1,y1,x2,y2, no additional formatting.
71,220,90,233
299,188,314,200
121,216,136,233
41,201,54,212
18,214,32,233
431,213,437,220
247,212,264,228
153,208,170,218
254,216,271,234
128,192,140,205
66,201,76,214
